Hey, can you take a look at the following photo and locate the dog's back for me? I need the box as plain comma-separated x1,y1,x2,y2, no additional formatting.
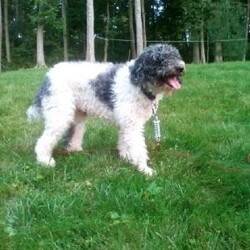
26,61,113,122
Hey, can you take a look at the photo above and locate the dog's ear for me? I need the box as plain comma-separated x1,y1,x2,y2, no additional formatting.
129,61,156,100
129,50,156,85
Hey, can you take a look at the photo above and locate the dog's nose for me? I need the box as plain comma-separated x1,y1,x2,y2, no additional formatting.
176,66,184,73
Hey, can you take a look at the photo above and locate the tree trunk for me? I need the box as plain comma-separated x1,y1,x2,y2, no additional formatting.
0,0,2,73
243,0,250,61
214,41,223,62
128,0,136,59
15,0,18,19
36,23,46,68
206,35,209,63
141,0,146,48
4,0,10,63
200,19,206,64
86,0,95,62
62,0,68,61
134,0,143,56
193,42,200,64
103,1,110,62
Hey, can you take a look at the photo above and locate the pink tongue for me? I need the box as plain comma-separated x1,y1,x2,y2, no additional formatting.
168,76,181,89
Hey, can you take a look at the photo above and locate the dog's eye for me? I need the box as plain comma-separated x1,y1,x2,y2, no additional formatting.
157,70,163,76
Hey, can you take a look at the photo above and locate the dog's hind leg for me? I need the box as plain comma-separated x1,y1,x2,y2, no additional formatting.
35,105,75,167
118,126,155,176
66,111,87,152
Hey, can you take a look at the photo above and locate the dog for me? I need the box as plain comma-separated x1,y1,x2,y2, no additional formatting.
27,44,185,176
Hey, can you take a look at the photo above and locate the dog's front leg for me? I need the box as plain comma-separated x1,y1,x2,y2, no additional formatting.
118,126,155,176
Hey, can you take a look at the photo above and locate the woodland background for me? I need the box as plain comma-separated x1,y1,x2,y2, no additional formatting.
0,0,249,71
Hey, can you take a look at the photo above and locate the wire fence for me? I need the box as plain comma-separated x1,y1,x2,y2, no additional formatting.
95,35,249,63
95,35,246,44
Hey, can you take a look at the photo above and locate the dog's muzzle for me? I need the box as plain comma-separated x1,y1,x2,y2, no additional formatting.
175,61,186,75
165,60,185,90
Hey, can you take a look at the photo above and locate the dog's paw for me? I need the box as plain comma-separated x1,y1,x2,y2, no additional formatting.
37,156,56,167
139,166,156,176
66,146,83,153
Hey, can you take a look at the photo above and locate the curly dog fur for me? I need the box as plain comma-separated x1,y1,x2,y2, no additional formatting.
27,44,185,175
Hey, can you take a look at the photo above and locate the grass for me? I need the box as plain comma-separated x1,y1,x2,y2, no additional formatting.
0,62,250,249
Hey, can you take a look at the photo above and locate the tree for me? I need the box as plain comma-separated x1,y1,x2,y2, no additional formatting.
192,39,200,63
86,0,95,61
4,0,10,63
243,0,250,61
141,0,146,48
128,0,136,58
27,0,61,67
62,0,68,61
183,0,212,63
208,0,245,61
36,2,46,68
0,0,2,72
200,5,206,63
134,0,143,56
36,1,46,68
103,0,110,62
66,0,86,60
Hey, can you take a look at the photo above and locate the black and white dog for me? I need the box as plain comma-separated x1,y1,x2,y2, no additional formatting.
27,44,185,175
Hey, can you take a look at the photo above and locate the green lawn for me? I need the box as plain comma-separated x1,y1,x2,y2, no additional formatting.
0,62,250,249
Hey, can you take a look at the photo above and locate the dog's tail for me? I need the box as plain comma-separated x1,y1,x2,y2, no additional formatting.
26,104,42,123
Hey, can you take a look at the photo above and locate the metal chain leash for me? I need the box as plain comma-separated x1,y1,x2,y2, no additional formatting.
152,101,161,145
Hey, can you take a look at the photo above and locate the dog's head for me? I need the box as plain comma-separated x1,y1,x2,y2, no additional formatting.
130,44,185,100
